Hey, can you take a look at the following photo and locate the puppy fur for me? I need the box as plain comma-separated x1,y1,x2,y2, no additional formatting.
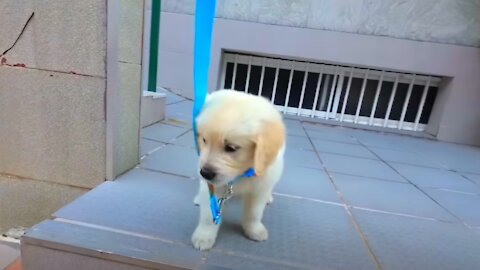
191,89,286,250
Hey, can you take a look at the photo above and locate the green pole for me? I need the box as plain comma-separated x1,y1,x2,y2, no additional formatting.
148,0,161,92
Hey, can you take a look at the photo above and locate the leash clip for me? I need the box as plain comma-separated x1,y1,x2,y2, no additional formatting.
211,184,234,224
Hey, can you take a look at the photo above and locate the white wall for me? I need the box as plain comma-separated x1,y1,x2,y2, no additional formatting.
161,0,480,47
157,11,480,146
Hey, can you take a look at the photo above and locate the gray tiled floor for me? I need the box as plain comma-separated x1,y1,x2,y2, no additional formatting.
173,131,196,149
305,127,358,144
140,138,164,157
142,123,188,143
284,148,323,169
425,189,480,227
352,209,480,270
332,173,455,221
464,173,480,185
141,144,198,178
275,166,340,202
313,139,378,159
286,135,314,151
216,197,376,270
391,163,480,194
136,108,480,269
25,99,480,270
320,153,405,182
369,147,445,169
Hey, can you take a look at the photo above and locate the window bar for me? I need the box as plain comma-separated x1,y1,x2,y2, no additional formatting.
331,71,345,119
310,65,324,118
383,74,399,128
325,66,339,119
220,57,227,89
318,73,331,113
297,64,309,115
413,76,431,131
340,67,354,122
283,61,295,114
244,56,252,93
369,70,385,126
258,58,266,97
398,74,416,130
231,54,238,90
270,60,280,104
354,69,370,123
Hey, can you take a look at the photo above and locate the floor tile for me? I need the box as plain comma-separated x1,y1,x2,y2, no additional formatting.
140,139,164,157
305,129,358,144
426,189,480,227
284,148,322,169
312,139,377,159
352,132,421,152
285,135,313,151
165,100,193,123
206,251,302,270
141,144,198,178
141,123,188,143
283,118,303,130
275,166,340,202
320,153,405,182
54,169,199,245
369,147,444,169
397,140,480,174
284,119,307,137
302,122,349,133
391,163,480,194
445,160,480,175
332,174,455,221
172,131,195,149
214,197,376,270
353,209,480,270
463,173,480,185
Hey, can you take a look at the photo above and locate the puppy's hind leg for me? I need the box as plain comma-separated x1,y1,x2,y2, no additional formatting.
242,190,271,242
192,180,220,250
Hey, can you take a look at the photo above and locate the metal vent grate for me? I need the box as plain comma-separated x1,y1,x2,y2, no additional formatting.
220,52,441,132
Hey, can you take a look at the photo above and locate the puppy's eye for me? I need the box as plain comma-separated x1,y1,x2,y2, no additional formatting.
202,137,207,144
224,144,239,153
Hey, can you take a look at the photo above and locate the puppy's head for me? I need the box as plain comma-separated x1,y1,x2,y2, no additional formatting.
196,90,285,186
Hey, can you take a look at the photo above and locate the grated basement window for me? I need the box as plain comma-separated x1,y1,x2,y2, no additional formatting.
220,52,441,132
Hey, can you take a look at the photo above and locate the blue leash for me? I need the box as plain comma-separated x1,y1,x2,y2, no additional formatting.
192,0,254,225
192,0,216,154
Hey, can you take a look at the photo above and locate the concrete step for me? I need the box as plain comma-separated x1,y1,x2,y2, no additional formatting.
141,91,166,128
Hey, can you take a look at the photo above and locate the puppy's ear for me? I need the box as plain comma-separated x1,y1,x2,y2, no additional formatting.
254,121,285,176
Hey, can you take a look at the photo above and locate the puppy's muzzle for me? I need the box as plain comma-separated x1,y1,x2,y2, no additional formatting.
200,166,217,181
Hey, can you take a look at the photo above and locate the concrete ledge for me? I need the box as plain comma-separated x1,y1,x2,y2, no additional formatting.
21,220,201,270
141,91,166,128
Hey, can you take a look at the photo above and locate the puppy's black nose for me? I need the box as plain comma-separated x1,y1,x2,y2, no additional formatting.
200,167,216,181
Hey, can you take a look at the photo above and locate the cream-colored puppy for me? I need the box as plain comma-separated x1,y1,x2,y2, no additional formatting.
191,89,286,250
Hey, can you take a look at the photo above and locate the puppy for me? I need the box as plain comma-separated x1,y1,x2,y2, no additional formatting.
191,89,286,250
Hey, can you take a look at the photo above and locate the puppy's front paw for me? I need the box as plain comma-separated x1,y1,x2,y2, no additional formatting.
192,227,217,250
243,223,268,242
